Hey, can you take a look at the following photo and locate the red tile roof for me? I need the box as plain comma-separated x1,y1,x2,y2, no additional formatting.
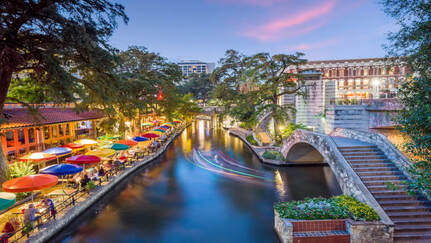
1,108,105,129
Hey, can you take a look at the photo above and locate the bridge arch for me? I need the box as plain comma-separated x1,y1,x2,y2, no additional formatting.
285,142,324,164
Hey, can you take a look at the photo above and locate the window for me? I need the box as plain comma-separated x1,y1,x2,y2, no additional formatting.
348,79,354,89
44,127,50,140
59,124,64,137
340,69,344,77
6,131,14,148
364,68,368,76
28,128,35,143
18,129,25,145
52,125,57,138
66,124,70,136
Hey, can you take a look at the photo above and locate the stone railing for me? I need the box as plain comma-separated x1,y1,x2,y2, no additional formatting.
331,128,412,181
280,129,394,227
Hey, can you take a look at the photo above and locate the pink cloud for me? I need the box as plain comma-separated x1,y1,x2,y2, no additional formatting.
290,38,341,51
208,0,287,7
242,0,336,41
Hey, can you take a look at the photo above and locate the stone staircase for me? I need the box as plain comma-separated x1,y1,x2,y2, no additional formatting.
338,145,431,242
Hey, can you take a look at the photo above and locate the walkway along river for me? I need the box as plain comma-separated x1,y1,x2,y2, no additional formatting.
54,120,342,243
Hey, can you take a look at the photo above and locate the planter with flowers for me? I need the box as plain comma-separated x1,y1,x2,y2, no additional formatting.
274,195,393,243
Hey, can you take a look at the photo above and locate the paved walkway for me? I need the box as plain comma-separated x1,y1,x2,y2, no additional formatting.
331,136,374,147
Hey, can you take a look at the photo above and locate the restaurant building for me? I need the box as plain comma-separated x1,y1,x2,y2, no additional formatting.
1,104,104,162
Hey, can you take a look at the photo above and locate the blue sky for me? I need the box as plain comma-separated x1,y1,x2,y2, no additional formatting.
110,0,397,64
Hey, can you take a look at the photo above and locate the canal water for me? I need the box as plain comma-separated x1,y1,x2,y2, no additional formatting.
58,120,342,243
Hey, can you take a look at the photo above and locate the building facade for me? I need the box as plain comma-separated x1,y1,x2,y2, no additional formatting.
280,58,408,133
1,104,104,162
178,60,215,76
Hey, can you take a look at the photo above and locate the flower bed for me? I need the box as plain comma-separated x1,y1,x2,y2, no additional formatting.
246,135,258,146
262,150,284,160
274,195,380,221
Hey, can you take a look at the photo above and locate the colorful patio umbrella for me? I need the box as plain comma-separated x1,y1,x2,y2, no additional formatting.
74,139,98,146
151,120,160,123
116,140,138,146
66,155,101,164
172,121,181,124
133,136,149,142
111,143,130,151
153,129,166,133
62,143,84,150
163,122,176,126
43,147,72,156
149,130,164,135
141,133,160,138
2,174,58,193
141,122,152,127
40,164,83,176
19,152,56,162
0,192,16,210
86,149,116,158
157,126,169,130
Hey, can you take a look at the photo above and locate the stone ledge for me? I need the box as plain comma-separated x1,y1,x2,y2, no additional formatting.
29,124,188,243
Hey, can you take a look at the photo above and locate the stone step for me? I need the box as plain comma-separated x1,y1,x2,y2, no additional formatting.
357,171,404,176
338,146,378,150
387,211,431,218
367,184,408,191
355,166,400,172
344,155,388,160
395,225,431,233
351,163,394,168
340,151,385,156
383,205,431,213
371,190,410,196
379,200,431,207
348,159,392,163
360,175,407,181
393,217,431,225
363,180,404,186
394,232,431,241
374,194,421,201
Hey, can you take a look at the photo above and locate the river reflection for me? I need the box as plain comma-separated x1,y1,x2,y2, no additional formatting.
59,120,341,243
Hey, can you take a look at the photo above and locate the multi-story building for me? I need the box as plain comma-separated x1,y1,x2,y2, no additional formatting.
279,57,408,132
1,103,104,162
178,60,215,76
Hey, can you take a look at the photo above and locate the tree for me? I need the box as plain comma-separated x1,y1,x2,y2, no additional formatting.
211,50,306,140
178,73,214,104
0,0,128,182
380,0,431,197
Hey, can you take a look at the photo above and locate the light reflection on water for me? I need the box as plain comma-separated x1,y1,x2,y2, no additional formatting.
59,121,342,243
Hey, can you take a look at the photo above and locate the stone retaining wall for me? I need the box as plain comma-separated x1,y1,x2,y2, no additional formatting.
30,125,188,243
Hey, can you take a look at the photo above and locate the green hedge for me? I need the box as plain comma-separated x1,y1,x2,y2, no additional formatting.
246,135,258,146
274,195,380,221
262,150,284,160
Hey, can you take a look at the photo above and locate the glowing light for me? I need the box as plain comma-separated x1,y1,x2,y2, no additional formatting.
372,79,380,87
125,121,131,127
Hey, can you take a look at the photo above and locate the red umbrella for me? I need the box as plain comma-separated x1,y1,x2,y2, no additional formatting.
62,143,84,149
116,140,138,146
141,133,160,138
66,155,101,165
2,174,58,193
172,121,181,124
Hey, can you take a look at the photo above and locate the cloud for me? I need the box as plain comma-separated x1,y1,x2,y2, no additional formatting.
242,0,336,41
290,38,341,51
208,0,287,7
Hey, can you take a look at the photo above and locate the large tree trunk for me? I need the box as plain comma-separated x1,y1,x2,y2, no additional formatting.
0,68,13,183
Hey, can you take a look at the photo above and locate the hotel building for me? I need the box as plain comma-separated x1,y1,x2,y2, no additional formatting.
178,60,215,76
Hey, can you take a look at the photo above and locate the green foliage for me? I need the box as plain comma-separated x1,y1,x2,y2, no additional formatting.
211,50,307,137
274,196,380,221
86,180,96,191
246,135,258,146
279,123,308,140
380,0,431,198
262,150,284,161
7,77,53,104
9,162,35,179
178,73,214,103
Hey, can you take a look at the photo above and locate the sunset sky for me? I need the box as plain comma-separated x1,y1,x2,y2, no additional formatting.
111,0,397,63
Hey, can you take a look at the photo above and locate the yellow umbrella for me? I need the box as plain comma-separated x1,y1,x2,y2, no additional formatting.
85,148,116,158
74,139,98,146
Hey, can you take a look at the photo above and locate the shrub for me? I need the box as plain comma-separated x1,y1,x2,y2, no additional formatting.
274,196,380,221
86,180,96,191
246,135,258,146
263,150,284,161
9,162,35,179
